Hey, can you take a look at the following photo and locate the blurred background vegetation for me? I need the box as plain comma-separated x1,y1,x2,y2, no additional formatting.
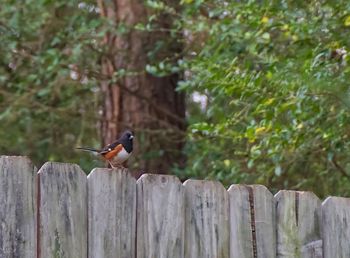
2,0,350,197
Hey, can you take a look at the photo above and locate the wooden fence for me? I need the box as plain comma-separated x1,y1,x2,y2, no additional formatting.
0,155,349,258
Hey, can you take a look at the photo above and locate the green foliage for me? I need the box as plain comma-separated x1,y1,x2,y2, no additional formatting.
0,0,104,171
176,0,350,197
2,0,350,197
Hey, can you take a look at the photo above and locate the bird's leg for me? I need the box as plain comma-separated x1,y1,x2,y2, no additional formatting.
122,161,129,168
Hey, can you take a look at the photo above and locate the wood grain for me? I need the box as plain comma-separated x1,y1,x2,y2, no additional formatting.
0,156,37,258
136,174,184,258
228,184,276,258
184,179,229,258
322,196,350,258
88,168,136,258
275,191,321,258
301,240,322,258
38,162,87,258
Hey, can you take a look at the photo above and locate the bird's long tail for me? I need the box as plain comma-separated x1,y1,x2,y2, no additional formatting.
76,147,100,154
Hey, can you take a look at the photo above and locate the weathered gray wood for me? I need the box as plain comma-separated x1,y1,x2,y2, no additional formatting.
184,179,229,258
38,162,87,258
0,156,37,258
298,192,322,258
136,174,184,258
301,240,322,258
254,185,277,258
228,184,252,258
275,190,321,258
322,197,350,258
88,168,136,258
228,184,276,258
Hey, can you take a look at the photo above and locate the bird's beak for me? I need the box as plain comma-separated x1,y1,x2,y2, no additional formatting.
129,135,134,140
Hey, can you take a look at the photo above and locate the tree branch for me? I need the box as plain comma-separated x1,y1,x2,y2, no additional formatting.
331,155,350,179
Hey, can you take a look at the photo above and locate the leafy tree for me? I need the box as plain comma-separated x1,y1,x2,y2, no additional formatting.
0,0,186,173
2,0,350,198
177,0,350,197
0,0,103,171
97,0,186,174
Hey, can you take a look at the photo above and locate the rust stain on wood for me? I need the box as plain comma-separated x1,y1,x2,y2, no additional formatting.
247,186,257,258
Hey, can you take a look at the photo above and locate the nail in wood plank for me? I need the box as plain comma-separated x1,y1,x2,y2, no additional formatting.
184,179,229,258
137,174,184,258
0,156,37,258
88,168,136,258
38,162,87,258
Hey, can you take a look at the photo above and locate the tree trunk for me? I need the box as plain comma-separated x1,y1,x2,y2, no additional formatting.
97,0,185,175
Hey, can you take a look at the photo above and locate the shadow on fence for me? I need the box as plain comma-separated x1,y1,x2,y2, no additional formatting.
1,155,349,258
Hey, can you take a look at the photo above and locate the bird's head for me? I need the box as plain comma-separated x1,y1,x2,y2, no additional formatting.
121,130,134,141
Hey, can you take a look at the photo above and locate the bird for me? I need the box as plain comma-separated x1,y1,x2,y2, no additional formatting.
77,130,133,168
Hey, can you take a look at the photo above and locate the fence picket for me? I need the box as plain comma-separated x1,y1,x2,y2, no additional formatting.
322,197,350,258
88,168,136,258
38,162,87,258
228,184,276,258
301,240,322,258
4,156,350,257
275,191,321,258
184,180,229,258
136,174,185,258
0,156,37,258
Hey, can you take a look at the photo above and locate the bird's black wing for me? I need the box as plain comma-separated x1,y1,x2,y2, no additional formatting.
100,140,121,154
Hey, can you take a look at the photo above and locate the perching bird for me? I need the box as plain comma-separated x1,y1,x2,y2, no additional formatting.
77,130,133,168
